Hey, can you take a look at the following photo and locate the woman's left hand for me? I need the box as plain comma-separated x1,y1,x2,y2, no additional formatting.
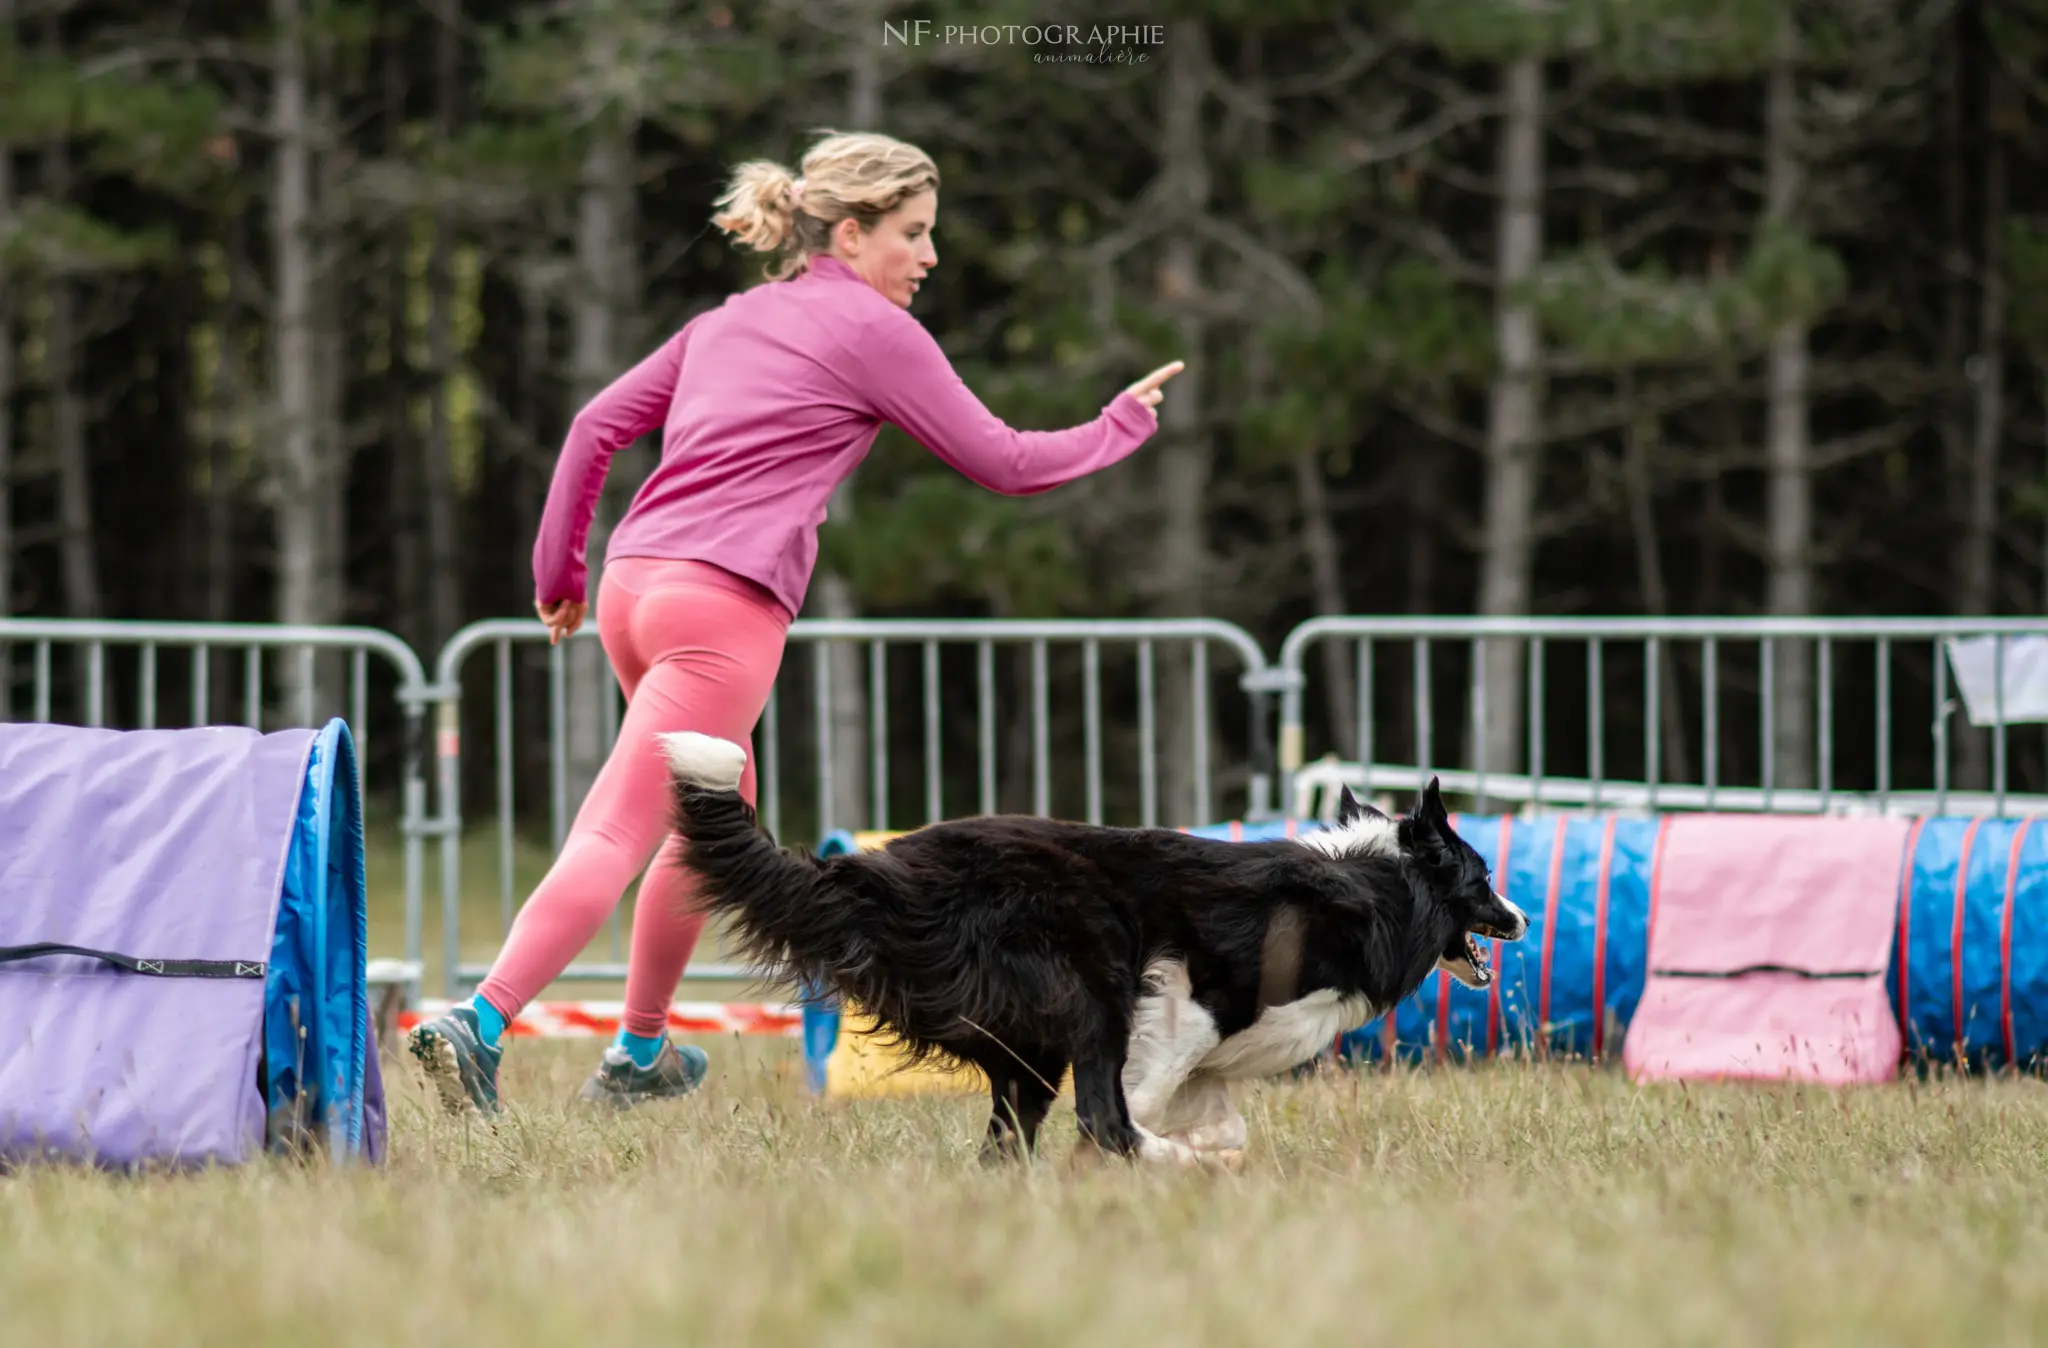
536,598,587,645
1123,360,1186,414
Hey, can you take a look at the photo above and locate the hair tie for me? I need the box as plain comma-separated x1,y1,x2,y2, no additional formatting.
789,177,807,209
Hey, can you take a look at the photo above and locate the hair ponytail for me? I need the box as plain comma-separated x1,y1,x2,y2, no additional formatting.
711,160,802,258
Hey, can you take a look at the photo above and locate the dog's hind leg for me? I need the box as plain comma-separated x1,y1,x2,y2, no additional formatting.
1121,959,1221,1138
977,1053,1062,1166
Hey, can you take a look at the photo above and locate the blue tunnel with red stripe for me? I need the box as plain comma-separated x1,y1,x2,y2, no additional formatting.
1889,816,2048,1070
1336,814,1657,1066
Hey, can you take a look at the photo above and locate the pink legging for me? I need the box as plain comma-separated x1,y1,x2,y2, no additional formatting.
476,557,790,1037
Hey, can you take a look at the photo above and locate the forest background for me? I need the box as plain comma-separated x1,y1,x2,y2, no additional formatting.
5,0,2048,837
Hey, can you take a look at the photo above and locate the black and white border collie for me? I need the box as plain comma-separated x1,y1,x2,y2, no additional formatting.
659,732,1529,1166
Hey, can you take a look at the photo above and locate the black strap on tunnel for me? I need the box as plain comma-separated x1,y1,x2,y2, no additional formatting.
1652,963,1881,981
0,942,266,980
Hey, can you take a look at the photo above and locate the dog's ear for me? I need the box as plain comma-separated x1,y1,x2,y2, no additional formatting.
1337,786,1389,825
1414,775,1450,834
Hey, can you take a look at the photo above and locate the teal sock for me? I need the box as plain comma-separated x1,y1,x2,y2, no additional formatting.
469,995,508,1049
617,1030,666,1070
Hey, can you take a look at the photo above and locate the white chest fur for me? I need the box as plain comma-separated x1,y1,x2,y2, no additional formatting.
1197,990,1377,1081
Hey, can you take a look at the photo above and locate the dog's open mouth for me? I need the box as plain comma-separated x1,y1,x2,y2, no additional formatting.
1461,932,1494,985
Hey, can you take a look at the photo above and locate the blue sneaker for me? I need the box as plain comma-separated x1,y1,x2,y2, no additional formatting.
407,1004,503,1117
577,1039,709,1110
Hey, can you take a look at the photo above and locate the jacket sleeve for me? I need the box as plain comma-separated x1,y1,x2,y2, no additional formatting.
846,307,1158,495
531,320,694,604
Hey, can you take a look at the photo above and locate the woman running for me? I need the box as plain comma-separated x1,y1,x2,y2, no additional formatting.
408,128,1184,1116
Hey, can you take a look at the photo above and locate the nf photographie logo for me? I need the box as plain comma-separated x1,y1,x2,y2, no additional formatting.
882,20,1166,64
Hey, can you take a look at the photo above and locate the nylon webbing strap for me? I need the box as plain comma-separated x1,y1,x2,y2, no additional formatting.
0,942,266,980
1652,963,1880,981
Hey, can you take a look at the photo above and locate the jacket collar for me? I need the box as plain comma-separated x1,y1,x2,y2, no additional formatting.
800,254,863,284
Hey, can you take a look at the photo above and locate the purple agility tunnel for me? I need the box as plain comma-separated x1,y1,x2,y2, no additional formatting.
0,718,384,1169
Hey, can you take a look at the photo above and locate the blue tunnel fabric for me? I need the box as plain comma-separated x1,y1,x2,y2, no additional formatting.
1336,815,1657,1066
265,717,377,1160
1892,817,2048,1071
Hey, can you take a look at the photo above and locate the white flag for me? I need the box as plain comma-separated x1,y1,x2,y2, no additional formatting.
1942,635,2048,727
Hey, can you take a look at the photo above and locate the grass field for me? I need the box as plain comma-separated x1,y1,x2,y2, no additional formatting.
9,1041,2048,1347
15,823,2041,1345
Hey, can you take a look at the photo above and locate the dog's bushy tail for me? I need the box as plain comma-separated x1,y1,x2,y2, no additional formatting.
659,732,866,996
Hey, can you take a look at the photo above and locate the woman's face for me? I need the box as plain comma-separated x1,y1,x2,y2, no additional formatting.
831,190,937,308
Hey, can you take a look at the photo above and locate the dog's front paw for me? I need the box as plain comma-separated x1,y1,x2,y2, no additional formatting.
1173,1117,1248,1155
1188,1145,1246,1173
1134,1129,1203,1167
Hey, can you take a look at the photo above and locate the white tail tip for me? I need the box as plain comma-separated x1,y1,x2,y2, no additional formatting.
659,732,747,791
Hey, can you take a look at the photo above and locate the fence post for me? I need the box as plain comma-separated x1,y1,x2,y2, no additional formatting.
398,692,430,1009
1273,623,1318,821
435,689,464,999
1243,664,1301,822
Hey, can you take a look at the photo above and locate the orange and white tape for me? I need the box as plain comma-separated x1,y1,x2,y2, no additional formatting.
398,999,803,1039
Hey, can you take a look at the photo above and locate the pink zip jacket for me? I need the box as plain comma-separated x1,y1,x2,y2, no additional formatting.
532,254,1161,616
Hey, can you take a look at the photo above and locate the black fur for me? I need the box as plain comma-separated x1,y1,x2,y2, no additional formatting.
665,744,1525,1162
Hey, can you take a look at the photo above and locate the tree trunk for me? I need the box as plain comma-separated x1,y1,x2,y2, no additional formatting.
312,25,347,690
384,2,419,653
1940,16,1969,596
196,204,254,711
1764,44,1815,791
1701,402,1735,614
1475,54,1545,779
807,27,884,832
1404,450,1442,768
518,266,552,807
563,121,633,815
1407,451,1441,615
269,0,331,670
1242,27,1355,774
206,340,237,630
809,527,869,830
424,0,462,652
1293,450,1357,757
45,133,101,619
846,0,883,129
1622,388,1693,784
1151,18,1214,827
0,37,13,623
1958,67,2009,788
214,205,259,635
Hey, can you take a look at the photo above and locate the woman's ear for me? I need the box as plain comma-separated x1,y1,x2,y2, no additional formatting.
832,216,863,257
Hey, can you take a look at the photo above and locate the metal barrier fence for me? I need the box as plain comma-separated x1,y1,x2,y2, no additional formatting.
429,616,1277,997
1275,616,2048,821
18,612,2048,1005
0,617,435,1000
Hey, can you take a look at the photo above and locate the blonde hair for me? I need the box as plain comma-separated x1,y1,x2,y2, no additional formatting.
712,130,940,281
